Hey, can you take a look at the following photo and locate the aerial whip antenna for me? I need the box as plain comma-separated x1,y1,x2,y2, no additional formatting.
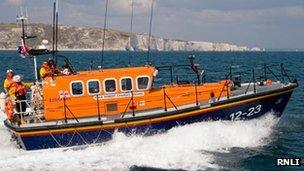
101,0,109,68
146,0,155,65
52,1,56,60
55,0,59,64
128,0,134,66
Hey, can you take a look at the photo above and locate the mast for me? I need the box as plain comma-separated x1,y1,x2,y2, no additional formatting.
17,7,27,48
101,0,109,68
55,0,59,64
128,0,134,66
17,9,39,83
146,0,155,65
52,1,56,60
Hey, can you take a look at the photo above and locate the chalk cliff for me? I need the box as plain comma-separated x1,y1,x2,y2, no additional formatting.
0,23,260,51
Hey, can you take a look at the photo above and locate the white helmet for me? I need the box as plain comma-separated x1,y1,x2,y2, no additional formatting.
6,69,13,74
13,75,21,83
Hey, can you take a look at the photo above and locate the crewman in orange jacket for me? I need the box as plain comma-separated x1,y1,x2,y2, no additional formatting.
3,69,14,93
8,75,33,99
11,75,27,113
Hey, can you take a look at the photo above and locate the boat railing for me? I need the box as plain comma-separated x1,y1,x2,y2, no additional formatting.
62,97,79,123
58,85,209,121
12,99,44,124
216,63,296,100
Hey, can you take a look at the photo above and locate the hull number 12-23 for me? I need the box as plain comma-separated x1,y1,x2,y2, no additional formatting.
230,105,262,121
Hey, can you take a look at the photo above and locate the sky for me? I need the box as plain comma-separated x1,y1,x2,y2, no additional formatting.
1,0,304,50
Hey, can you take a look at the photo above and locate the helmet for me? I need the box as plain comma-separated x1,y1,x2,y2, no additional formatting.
13,75,21,83
6,69,13,74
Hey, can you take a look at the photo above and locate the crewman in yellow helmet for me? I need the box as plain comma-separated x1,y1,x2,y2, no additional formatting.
3,69,14,93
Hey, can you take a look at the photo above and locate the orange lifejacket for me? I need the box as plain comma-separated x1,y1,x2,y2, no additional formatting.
4,99,14,120
16,83,26,96
7,82,18,99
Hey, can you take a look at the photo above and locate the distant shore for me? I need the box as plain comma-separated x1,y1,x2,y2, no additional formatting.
1,49,304,52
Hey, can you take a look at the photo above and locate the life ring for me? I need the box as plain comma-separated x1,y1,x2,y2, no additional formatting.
4,99,14,120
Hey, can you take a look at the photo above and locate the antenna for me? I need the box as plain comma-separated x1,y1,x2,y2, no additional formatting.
101,0,109,68
16,7,28,47
52,1,56,60
55,0,59,64
25,7,29,33
128,0,134,66
147,0,155,65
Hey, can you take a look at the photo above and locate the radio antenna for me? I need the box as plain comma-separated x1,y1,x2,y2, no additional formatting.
17,7,27,48
55,0,59,64
128,0,134,66
146,0,155,65
52,1,56,60
101,0,109,68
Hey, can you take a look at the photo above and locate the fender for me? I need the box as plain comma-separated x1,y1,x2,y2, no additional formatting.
4,98,14,120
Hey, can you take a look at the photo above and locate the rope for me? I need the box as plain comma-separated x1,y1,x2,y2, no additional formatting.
48,129,76,148
73,128,88,145
48,130,64,148
93,126,104,143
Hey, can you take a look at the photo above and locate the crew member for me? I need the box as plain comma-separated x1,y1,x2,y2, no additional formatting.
61,65,70,75
3,69,14,93
48,59,59,75
39,61,51,79
209,91,216,104
13,75,27,113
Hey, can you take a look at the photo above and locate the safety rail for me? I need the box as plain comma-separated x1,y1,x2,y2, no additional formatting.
62,97,79,123
33,86,214,122
224,63,296,95
11,99,44,125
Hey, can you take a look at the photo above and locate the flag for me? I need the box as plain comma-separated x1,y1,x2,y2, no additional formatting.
17,40,29,58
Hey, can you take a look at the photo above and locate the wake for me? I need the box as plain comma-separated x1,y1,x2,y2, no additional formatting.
0,111,279,170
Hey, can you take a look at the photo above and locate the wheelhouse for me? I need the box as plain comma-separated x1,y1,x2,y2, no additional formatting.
42,66,158,120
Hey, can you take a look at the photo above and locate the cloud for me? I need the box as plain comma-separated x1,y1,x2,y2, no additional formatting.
162,5,304,25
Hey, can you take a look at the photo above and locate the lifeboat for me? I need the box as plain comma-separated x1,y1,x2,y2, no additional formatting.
2,54,298,150
2,6,298,151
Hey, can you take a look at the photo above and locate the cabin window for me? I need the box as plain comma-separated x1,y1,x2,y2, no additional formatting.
105,79,116,92
88,80,100,94
71,81,84,95
121,78,132,91
137,76,149,90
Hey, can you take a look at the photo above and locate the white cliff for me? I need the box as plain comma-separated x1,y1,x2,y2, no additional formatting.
0,23,258,51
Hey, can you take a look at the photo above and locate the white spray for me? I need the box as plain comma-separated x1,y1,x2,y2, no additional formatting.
0,113,278,170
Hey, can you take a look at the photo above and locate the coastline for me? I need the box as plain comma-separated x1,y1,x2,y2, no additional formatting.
1,49,302,52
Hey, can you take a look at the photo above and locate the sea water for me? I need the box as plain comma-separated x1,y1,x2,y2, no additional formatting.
0,51,303,170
